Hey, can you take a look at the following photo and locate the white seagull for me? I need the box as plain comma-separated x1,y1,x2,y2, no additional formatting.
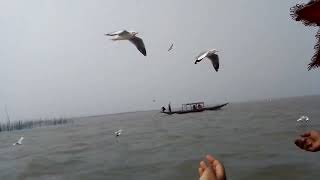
115,129,123,137
13,137,24,146
195,49,220,71
297,116,309,122
168,43,174,51
105,30,147,56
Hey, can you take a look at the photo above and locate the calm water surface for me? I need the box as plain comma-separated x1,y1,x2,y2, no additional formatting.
1,96,320,180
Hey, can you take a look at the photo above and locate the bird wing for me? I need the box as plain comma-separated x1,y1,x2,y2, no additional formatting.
115,129,123,134
129,36,147,56
196,51,209,61
207,53,219,71
105,30,129,36
168,44,173,51
17,137,24,144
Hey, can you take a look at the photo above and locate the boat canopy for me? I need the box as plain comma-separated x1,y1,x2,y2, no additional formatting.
182,102,204,111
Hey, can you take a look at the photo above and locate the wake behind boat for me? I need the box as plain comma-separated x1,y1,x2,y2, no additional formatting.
161,102,228,115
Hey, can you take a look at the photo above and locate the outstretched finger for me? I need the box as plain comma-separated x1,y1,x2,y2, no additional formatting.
198,167,204,177
206,154,215,163
207,154,221,166
200,161,207,170
206,154,226,179
206,155,217,169
214,161,226,179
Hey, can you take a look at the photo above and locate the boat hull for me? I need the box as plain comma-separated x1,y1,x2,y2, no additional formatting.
162,103,228,115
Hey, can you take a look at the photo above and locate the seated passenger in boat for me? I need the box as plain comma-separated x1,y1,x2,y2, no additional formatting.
193,105,197,110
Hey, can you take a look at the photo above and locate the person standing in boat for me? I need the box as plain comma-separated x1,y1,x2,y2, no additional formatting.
161,106,166,113
168,102,172,113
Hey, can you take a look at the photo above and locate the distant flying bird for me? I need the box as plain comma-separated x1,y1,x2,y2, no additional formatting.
195,49,220,71
168,43,174,51
115,129,123,137
297,116,309,122
105,30,147,56
13,137,24,146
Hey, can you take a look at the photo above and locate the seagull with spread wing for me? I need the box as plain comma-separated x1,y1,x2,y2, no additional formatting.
13,137,24,146
115,129,123,137
195,49,220,72
297,116,309,122
168,43,174,51
105,30,147,56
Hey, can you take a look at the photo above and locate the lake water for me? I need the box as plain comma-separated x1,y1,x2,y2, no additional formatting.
1,95,320,180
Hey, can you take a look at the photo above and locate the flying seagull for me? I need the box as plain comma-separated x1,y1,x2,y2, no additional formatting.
105,30,147,56
297,116,309,122
195,49,220,71
13,137,24,146
168,43,174,51
115,129,123,137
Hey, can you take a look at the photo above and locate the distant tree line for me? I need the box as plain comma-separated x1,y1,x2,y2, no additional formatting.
0,117,73,132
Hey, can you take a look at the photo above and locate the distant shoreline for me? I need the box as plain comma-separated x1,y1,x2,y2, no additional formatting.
1,94,319,132
74,94,320,120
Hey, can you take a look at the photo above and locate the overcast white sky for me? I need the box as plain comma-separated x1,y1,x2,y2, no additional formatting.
0,0,319,121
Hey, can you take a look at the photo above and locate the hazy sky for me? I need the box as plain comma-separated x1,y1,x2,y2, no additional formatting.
0,0,319,121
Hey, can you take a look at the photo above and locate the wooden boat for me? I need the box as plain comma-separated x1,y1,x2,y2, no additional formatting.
162,102,228,115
